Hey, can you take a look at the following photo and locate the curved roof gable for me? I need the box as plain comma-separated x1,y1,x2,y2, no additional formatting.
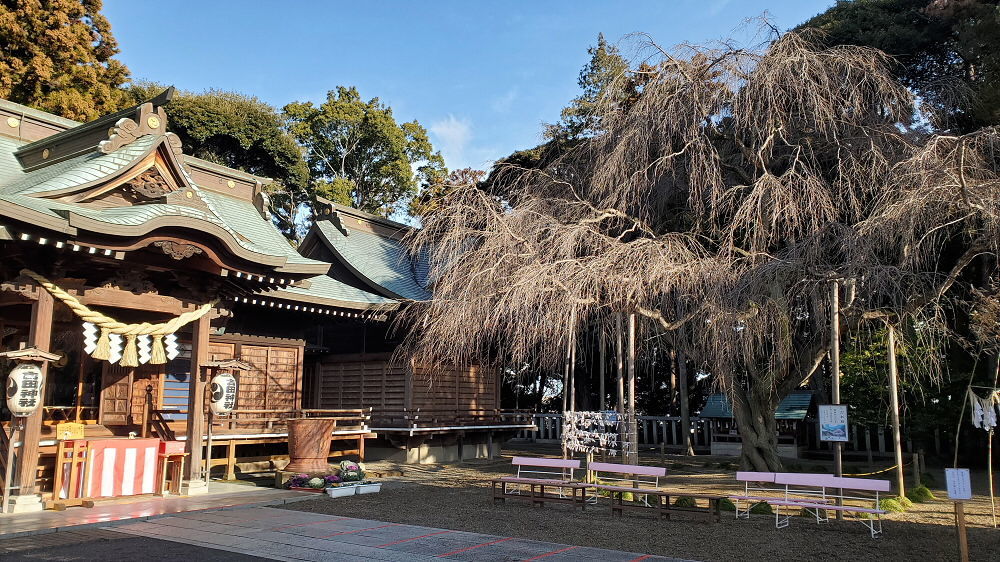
312,216,431,301
0,93,327,276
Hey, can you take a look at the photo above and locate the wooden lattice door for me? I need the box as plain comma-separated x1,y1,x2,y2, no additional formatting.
100,364,133,425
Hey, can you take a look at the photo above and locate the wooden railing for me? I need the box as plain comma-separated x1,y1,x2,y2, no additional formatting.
41,406,98,424
373,408,535,429
218,408,370,433
504,412,714,452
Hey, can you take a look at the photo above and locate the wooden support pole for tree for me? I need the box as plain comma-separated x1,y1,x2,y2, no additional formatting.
569,309,577,412
616,315,625,413
887,324,906,498
16,287,53,497
185,313,210,481
599,330,606,411
562,315,571,414
831,280,843,519
627,313,638,464
616,313,626,457
677,350,694,456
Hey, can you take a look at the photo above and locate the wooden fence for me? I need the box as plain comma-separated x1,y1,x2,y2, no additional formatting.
503,412,938,458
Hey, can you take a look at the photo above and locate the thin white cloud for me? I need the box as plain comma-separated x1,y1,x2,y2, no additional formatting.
430,114,473,170
491,87,519,113
707,0,732,17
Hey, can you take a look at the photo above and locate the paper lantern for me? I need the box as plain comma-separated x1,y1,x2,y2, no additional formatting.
209,372,238,414
6,363,45,417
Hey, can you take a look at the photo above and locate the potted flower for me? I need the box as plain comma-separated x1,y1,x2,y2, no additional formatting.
338,460,365,484
355,479,382,494
324,475,355,497
338,460,379,493
284,473,327,493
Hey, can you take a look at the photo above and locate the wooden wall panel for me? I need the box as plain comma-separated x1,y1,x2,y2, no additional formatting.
411,363,497,412
315,353,406,411
265,347,297,410
315,353,497,418
238,345,269,410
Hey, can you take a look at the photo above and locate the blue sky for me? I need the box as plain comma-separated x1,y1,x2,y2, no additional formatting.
103,0,835,172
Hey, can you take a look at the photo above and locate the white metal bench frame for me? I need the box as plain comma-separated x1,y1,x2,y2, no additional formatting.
770,473,890,538
731,471,834,520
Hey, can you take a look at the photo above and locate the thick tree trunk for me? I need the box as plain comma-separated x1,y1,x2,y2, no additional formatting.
730,383,784,472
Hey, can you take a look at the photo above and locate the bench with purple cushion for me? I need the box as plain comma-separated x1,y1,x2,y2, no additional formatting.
590,462,721,522
492,456,586,508
769,473,890,538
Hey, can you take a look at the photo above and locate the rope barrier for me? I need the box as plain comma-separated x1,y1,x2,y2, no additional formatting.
843,461,911,477
21,268,216,367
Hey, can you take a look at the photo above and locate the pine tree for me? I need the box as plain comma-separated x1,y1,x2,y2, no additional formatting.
0,0,131,121
555,33,631,139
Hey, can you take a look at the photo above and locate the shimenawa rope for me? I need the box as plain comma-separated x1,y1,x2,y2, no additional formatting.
21,269,216,367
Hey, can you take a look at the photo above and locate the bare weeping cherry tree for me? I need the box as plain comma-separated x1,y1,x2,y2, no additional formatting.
399,27,1000,471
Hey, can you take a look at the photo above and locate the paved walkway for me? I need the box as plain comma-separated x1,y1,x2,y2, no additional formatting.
113,506,691,561
0,483,311,537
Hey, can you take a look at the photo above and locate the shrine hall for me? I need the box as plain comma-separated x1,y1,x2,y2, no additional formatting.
0,90,531,513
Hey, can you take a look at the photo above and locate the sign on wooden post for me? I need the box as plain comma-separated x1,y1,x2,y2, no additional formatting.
946,468,972,562
946,468,972,500
818,404,849,442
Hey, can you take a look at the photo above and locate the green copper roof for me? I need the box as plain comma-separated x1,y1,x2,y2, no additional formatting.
267,273,398,310
700,391,814,420
0,120,325,273
4,134,159,196
316,220,431,301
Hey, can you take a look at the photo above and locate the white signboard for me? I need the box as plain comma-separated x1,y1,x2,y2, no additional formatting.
818,404,849,442
946,468,973,500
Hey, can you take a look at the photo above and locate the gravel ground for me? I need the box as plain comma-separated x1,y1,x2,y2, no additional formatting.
280,446,1000,562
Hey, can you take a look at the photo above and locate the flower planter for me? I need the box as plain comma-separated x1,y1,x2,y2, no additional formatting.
285,418,337,473
325,486,357,498
289,486,326,493
355,483,381,494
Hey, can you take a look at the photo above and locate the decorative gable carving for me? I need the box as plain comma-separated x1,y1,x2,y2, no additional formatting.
98,103,168,154
128,169,173,199
153,240,204,260
99,117,140,153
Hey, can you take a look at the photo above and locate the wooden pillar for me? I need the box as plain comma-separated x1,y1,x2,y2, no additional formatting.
16,288,54,496
887,324,906,497
225,440,237,481
184,314,210,480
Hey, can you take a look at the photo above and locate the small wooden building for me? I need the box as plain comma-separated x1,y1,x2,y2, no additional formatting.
700,391,815,459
